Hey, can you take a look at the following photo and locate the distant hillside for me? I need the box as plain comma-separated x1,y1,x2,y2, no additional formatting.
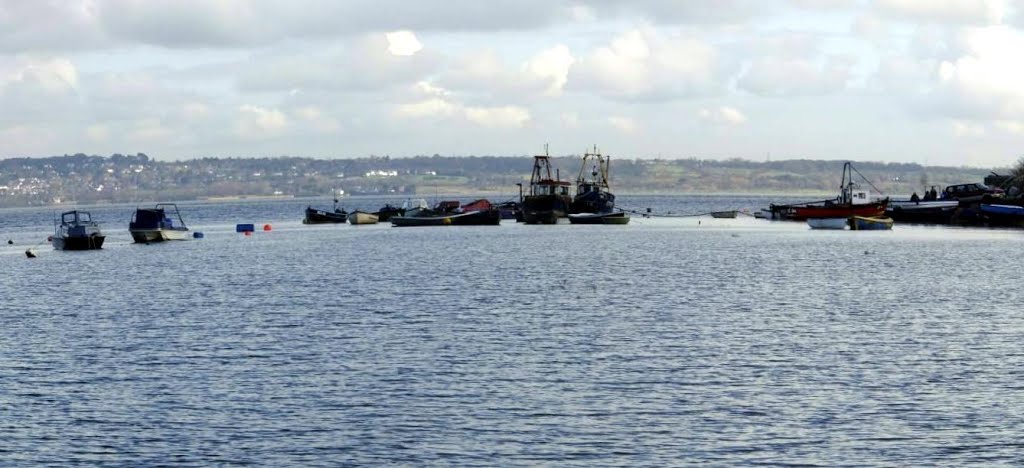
0,152,1004,207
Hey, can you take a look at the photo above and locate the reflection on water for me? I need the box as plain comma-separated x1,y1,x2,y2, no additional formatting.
1,195,1023,465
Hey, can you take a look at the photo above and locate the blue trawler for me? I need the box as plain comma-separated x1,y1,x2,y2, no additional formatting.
570,146,616,215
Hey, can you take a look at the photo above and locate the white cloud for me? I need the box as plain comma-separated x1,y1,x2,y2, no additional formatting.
237,33,442,92
386,30,423,56
737,56,853,96
569,28,729,100
86,124,110,142
607,116,638,134
294,106,342,132
439,44,575,98
932,26,1024,119
874,0,1006,26
235,105,288,138
699,106,748,125
464,106,531,128
396,98,459,118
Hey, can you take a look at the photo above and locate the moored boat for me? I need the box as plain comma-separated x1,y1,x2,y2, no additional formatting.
303,191,347,224
53,210,105,250
710,210,738,219
347,210,379,225
980,203,1024,227
391,209,501,227
129,203,190,242
569,211,630,225
568,211,630,225
886,200,959,224
807,217,848,230
849,215,894,230
570,146,616,215
521,145,572,224
770,162,888,220
373,204,405,222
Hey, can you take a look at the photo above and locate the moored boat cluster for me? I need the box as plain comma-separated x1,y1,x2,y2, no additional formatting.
757,161,1024,230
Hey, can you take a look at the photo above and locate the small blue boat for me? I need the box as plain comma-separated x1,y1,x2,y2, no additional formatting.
980,204,1024,227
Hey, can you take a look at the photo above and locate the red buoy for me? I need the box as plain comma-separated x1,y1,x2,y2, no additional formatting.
263,224,272,231
244,231,252,236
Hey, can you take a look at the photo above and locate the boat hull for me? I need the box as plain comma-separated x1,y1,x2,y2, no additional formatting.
303,207,347,224
850,216,893,230
522,195,571,224
710,210,738,219
568,212,629,225
391,210,501,227
347,211,379,225
886,200,959,224
53,235,105,250
130,228,190,243
790,201,887,220
980,204,1024,227
807,217,848,229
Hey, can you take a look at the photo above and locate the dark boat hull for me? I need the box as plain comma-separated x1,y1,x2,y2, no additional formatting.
522,195,570,224
570,191,616,214
568,211,629,224
303,207,347,224
53,235,105,250
391,210,501,227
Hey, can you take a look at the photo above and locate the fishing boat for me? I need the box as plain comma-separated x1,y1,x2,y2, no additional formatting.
521,145,572,224
390,209,501,227
373,204,405,222
807,217,848,229
886,200,959,224
494,201,522,220
347,210,379,225
710,210,738,219
129,203,190,242
303,191,347,224
568,211,630,225
849,215,894,230
980,204,1024,227
390,198,501,227
769,162,888,220
52,210,105,250
570,146,616,215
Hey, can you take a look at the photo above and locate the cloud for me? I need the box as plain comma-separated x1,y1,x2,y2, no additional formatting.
235,105,289,138
930,26,1024,119
385,30,423,56
873,0,1006,26
464,106,531,128
236,33,441,92
439,44,575,98
607,116,638,134
737,56,853,96
699,106,747,125
569,28,730,100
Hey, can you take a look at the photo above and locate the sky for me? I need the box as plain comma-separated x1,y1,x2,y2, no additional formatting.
2,0,1024,167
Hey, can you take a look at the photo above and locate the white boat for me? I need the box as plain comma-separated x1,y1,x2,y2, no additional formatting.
129,203,190,242
347,210,379,225
807,217,848,229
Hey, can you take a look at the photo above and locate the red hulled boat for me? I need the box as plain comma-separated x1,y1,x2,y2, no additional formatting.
771,162,888,220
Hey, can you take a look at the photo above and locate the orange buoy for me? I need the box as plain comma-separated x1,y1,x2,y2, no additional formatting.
263,224,272,231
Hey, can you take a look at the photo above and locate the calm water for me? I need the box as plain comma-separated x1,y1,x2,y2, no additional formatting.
2,195,1024,466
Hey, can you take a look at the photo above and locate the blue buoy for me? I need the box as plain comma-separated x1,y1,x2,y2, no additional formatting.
235,224,255,233
192,232,204,239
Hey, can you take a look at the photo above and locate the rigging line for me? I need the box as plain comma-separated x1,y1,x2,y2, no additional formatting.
849,164,886,196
